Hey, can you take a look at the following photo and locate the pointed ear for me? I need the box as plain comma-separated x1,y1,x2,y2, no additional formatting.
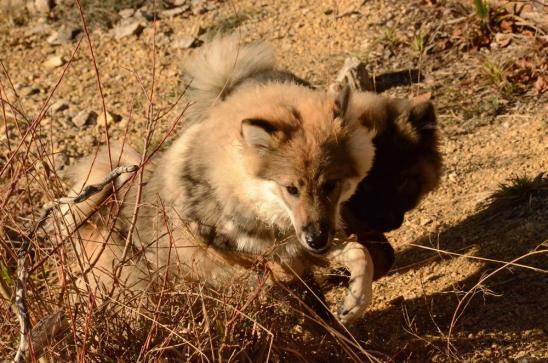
409,100,437,131
241,118,278,149
333,83,351,120
407,100,438,149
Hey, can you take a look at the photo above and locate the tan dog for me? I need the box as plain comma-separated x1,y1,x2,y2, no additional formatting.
60,36,377,325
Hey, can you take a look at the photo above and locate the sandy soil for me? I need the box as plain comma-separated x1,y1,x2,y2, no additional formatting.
1,0,547,361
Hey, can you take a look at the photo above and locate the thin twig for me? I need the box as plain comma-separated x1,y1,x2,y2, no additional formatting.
407,243,548,274
53,165,138,206
13,239,32,363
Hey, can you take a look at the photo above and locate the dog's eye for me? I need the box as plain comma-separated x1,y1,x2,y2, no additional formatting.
286,185,299,196
321,181,338,195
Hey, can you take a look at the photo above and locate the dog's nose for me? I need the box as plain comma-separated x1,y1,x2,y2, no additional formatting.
302,223,330,252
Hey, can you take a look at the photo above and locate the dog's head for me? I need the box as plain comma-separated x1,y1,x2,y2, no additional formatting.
344,93,442,232
239,85,376,253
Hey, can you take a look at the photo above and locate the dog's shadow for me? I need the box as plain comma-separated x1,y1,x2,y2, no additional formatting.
358,176,548,359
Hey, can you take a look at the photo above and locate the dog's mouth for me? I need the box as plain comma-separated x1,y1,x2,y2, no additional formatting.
298,232,332,254
303,243,331,254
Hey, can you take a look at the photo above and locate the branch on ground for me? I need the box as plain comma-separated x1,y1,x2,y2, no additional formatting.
330,57,423,93
11,164,138,363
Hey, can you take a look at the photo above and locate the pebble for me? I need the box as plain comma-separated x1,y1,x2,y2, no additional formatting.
96,111,122,128
34,0,54,14
136,8,155,21
19,86,40,97
160,6,190,18
47,25,81,45
73,110,97,127
43,55,66,69
118,9,135,19
172,35,199,49
112,20,145,40
50,99,69,113
169,0,189,6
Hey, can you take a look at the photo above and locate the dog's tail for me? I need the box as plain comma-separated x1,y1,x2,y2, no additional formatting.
58,143,141,234
183,34,275,123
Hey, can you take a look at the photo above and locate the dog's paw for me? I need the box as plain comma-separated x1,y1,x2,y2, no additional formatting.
326,241,374,326
337,276,372,325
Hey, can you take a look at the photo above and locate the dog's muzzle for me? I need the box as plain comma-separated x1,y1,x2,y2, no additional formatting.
301,222,331,253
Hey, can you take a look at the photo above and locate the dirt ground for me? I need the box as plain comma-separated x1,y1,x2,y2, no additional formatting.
1,0,547,361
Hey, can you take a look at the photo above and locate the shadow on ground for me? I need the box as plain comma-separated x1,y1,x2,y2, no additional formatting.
358,175,548,361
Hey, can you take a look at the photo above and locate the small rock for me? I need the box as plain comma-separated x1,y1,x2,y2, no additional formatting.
73,110,97,127
191,0,207,15
112,19,145,40
96,111,122,128
420,217,433,226
118,8,135,18
47,24,81,45
43,55,66,69
172,35,200,49
50,99,69,113
35,0,54,14
160,5,190,18
166,0,189,6
19,86,40,97
136,8,155,21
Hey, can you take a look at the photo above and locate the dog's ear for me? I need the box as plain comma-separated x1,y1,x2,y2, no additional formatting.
409,100,437,131
241,118,280,150
333,83,351,121
408,100,438,151
393,97,438,146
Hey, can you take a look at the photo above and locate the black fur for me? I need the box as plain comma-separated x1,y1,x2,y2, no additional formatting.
344,101,441,232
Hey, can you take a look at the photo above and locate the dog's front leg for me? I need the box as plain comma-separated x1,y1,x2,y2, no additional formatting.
326,241,374,325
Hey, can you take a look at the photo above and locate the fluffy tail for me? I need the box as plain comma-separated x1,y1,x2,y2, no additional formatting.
183,35,275,123
59,144,141,233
